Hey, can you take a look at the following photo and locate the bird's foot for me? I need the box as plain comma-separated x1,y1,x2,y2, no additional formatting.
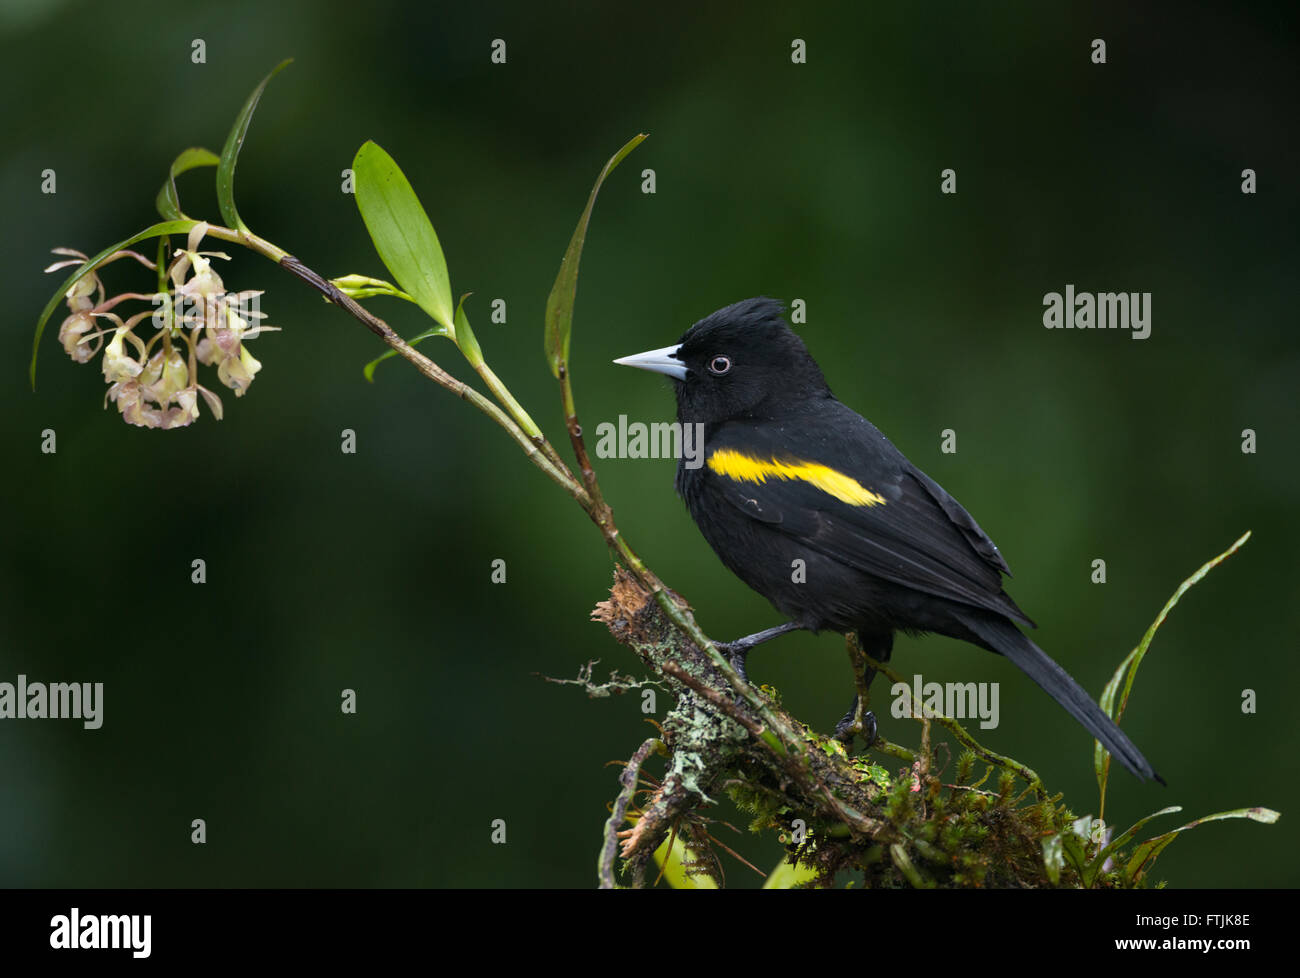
833,708,877,750
712,641,751,680
713,641,752,706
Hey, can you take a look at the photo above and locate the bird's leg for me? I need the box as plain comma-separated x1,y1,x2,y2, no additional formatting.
834,631,894,747
714,621,805,688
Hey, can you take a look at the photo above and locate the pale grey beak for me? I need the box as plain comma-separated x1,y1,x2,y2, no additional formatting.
613,344,687,381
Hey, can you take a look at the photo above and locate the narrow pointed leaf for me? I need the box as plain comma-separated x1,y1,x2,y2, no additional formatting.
1125,807,1279,885
31,219,198,388
352,140,455,333
1095,531,1251,795
1095,806,1183,871
453,293,482,366
1058,824,1088,878
1041,834,1064,885
545,133,646,378
890,843,932,888
362,326,444,383
216,58,292,232
1070,816,1105,887
156,146,220,220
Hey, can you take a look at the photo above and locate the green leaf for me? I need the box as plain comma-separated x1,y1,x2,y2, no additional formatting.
216,58,292,232
362,326,444,383
1041,834,1064,885
889,843,932,888
454,293,482,367
652,833,718,889
361,291,476,385
1124,807,1279,885
544,133,647,378
352,140,456,333
1095,531,1251,801
31,220,198,389
854,761,892,788
1058,820,1089,879
1094,806,1183,875
763,855,820,889
156,147,220,220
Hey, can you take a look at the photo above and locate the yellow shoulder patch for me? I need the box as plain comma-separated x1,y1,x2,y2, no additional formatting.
707,448,886,507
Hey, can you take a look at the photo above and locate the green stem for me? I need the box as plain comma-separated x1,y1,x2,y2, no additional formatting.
558,363,610,519
474,360,543,439
203,224,288,263
476,359,573,477
865,655,1043,794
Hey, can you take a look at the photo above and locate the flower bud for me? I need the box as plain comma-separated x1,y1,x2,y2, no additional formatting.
57,311,98,363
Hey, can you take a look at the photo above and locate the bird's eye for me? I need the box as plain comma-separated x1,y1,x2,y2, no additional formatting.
708,355,732,375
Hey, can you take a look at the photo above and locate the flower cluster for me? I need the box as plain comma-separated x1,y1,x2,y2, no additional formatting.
46,224,275,429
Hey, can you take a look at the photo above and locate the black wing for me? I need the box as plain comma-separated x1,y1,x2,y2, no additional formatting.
705,403,1033,626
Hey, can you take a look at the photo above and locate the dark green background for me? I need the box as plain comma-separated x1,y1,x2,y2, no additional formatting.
1,0,1295,888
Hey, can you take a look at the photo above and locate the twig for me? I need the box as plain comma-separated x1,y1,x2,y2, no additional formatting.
537,660,663,698
599,737,663,889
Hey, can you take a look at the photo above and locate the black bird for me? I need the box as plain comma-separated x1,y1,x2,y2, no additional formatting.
614,297,1160,782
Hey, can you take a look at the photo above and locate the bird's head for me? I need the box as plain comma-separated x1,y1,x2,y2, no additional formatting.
614,297,830,424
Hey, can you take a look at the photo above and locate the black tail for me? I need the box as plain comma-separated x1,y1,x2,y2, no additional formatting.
958,613,1163,784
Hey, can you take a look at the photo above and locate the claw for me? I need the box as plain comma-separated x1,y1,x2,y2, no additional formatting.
833,705,878,749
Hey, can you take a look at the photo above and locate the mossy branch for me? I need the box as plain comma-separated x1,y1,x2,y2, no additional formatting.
590,567,1065,887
